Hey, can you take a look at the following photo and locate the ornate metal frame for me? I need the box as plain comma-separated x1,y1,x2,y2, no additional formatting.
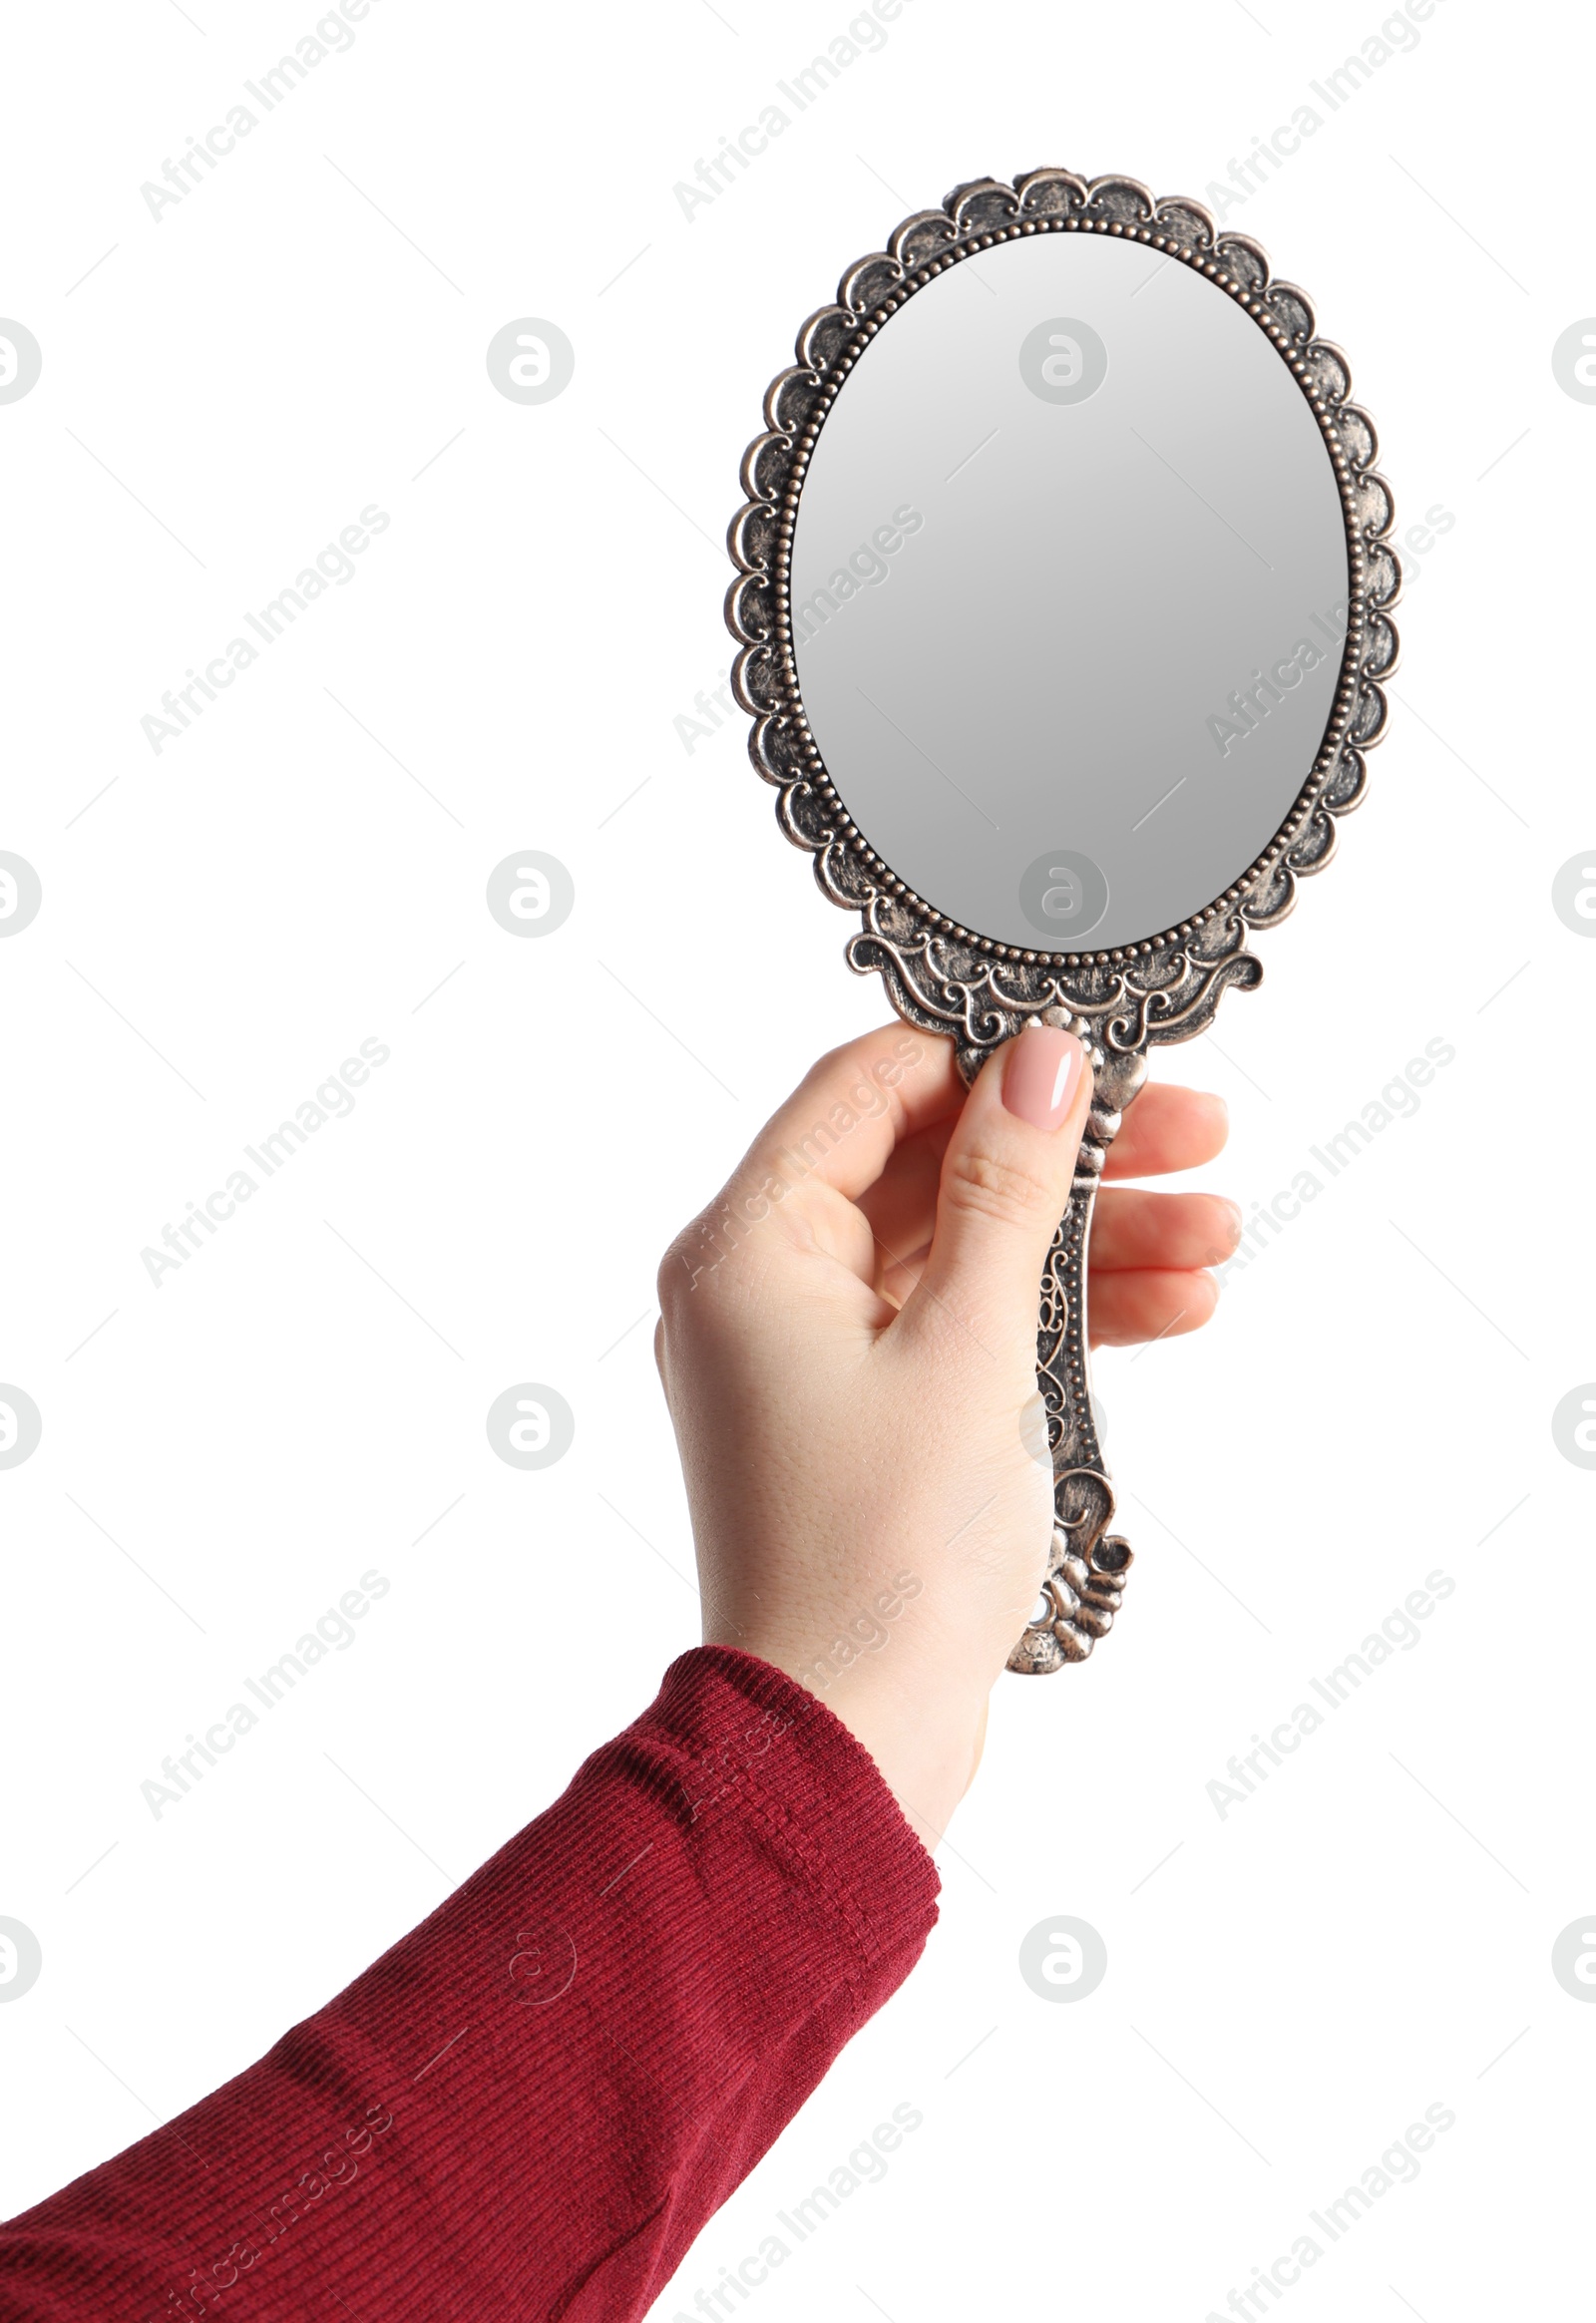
725,167,1399,1675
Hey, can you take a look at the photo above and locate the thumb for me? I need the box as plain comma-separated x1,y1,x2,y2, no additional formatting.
902,1025,1092,1363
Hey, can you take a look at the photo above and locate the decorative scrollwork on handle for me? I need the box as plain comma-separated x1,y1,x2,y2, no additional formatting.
1007,1044,1143,1674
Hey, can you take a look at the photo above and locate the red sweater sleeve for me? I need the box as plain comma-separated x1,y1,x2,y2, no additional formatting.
0,1648,939,2323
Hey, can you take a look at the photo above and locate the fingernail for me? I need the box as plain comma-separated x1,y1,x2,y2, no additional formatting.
1001,1026,1084,1132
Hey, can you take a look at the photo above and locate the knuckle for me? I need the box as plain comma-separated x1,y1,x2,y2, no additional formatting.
942,1146,1061,1232
656,1236,713,1317
655,1243,690,1315
655,1211,750,1325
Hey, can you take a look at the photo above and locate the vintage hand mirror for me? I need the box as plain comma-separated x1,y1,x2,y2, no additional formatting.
726,169,1398,1675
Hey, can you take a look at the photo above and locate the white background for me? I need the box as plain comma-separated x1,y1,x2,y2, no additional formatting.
1,1,1591,2316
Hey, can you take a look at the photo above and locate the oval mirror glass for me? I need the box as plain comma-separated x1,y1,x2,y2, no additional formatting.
787,229,1351,954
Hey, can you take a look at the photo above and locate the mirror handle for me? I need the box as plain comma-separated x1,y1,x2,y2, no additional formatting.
1008,1060,1143,1675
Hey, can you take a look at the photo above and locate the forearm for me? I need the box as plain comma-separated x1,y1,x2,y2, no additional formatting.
0,1650,938,2323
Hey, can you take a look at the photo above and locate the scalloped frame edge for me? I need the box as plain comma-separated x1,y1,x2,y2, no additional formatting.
724,166,1401,1069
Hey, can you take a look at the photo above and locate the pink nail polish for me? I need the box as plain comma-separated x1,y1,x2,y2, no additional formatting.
1001,1026,1084,1131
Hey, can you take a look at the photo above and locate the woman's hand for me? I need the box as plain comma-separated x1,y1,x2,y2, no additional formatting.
655,1020,1236,1853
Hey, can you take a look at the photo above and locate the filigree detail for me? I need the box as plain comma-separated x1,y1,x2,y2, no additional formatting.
725,168,1400,1675
1014,1069,1139,1674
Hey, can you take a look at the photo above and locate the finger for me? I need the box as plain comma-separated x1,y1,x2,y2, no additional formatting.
899,1026,1092,1361
729,1020,963,1211
1089,1188,1241,1274
1103,1084,1229,1179
870,1171,1243,1289
874,1238,933,1312
855,1116,955,1254
1088,1268,1220,1348
874,1190,1241,1310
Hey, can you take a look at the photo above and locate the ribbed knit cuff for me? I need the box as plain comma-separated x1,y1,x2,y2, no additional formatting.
646,1645,942,1970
